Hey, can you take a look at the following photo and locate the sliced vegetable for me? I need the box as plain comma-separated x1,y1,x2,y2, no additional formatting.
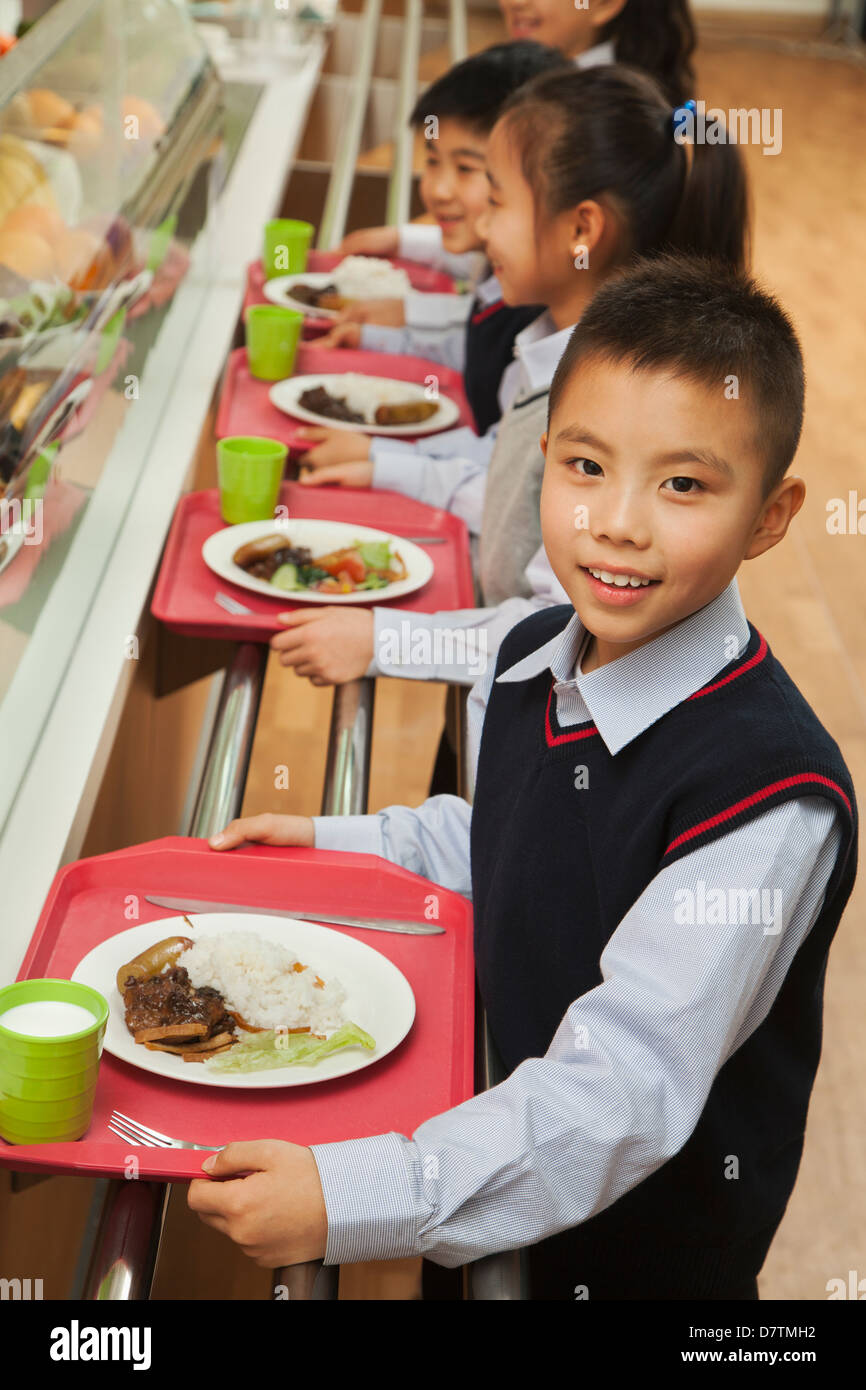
206,1020,376,1071
356,540,393,571
270,562,299,591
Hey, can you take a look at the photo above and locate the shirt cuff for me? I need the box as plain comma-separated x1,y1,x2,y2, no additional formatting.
398,221,442,263
369,435,418,460
404,290,470,330
310,1132,424,1264
311,814,385,856
360,322,406,354
371,450,428,500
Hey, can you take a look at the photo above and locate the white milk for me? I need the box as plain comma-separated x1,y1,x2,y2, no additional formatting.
0,1000,96,1038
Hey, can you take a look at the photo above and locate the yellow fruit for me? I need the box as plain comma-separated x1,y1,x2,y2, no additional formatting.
0,229,55,279
122,95,164,141
68,112,103,149
27,88,76,129
1,203,66,246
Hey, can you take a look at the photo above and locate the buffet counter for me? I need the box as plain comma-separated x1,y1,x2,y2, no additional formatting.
0,9,328,981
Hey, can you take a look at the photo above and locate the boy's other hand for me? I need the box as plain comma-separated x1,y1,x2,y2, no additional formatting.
271,607,375,684
188,1140,327,1268
336,298,406,328
316,322,362,349
208,814,315,850
298,461,373,489
296,426,372,467
336,226,399,257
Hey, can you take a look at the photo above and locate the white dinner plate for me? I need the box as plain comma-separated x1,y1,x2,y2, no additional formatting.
0,530,25,578
201,517,434,604
269,372,461,437
71,914,416,1090
262,273,346,319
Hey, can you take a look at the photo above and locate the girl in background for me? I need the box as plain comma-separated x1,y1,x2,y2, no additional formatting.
272,65,749,693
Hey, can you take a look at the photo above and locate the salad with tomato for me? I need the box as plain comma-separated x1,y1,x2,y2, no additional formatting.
232,534,408,594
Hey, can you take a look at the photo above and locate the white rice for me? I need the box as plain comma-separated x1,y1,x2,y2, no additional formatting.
332,256,411,300
182,932,347,1033
326,372,424,421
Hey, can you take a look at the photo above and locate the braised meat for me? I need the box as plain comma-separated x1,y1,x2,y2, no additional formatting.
297,385,365,424
122,965,234,1041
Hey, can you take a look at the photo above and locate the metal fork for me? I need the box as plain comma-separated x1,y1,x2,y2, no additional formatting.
215,590,254,615
108,1109,224,1152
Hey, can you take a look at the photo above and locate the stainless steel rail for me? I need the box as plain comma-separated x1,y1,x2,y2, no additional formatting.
316,0,383,249
449,0,468,63
76,645,267,1299
385,0,423,227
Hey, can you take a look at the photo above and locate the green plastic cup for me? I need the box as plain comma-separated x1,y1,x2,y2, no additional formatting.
245,305,303,381
262,219,314,279
0,979,109,1145
217,435,287,524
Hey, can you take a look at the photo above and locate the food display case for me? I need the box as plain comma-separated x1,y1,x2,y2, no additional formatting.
0,0,223,816
0,0,327,973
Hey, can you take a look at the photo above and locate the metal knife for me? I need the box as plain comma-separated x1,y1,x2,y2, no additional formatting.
144,895,445,935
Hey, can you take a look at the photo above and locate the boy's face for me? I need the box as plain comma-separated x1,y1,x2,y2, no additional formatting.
540,356,801,666
418,117,490,255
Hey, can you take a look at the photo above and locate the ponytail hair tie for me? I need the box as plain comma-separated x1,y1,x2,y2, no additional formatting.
672,98,697,142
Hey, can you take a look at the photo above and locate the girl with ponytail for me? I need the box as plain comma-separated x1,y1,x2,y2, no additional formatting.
277,65,750,689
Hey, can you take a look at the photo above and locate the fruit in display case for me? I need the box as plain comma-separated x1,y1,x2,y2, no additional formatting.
5,88,165,151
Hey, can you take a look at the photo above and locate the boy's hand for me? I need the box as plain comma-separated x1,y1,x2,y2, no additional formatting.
299,461,373,489
188,1141,327,1268
271,607,375,684
336,226,399,257
316,322,362,350
297,426,372,466
208,814,315,851
336,298,406,328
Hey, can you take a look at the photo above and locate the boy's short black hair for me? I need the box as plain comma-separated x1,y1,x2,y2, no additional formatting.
547,255,805,498
409,40,570,138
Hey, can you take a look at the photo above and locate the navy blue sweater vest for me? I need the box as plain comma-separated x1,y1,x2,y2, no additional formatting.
470,605,857,1275
462,297,543,436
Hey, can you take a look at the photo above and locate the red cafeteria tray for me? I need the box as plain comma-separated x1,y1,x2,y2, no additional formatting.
243,253,457,337
0,836,475,1180
151,480,476,642
216,343,477,451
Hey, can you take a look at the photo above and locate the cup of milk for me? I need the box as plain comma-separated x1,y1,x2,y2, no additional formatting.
0,979,109,1144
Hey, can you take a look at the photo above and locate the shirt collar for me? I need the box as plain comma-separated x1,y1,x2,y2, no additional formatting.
574,39,616,69
495,578,751,754
476,272,503,305
511,313,577,392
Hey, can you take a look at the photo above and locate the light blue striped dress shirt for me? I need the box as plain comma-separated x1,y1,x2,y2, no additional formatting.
309,580,842,1267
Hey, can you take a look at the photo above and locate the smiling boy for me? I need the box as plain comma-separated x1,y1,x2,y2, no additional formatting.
189,257,857,1300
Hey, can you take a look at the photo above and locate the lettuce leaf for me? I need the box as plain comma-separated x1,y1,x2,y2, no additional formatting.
356,540,393,571
205,1021,376,1072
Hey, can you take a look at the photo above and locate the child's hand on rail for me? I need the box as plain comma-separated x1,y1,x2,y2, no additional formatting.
208,814,315,850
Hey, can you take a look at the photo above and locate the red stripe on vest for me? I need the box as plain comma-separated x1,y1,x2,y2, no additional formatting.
544,682,599,746
665,773,853,855
471,299,504,325
689,632,768,700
